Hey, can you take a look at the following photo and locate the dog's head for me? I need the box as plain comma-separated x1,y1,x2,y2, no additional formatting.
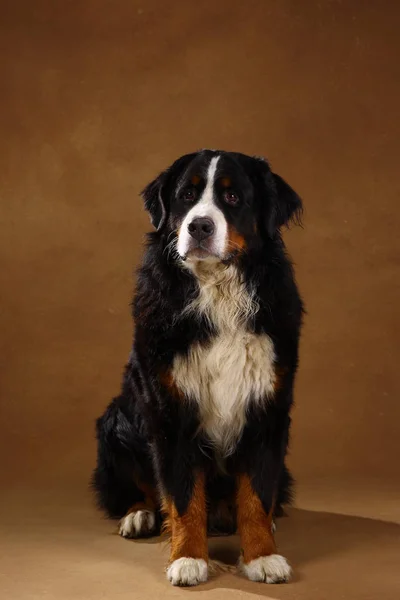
142,150,302,264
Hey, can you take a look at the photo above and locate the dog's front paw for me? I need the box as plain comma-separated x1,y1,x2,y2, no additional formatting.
166,557,208,587
240,554,292,583
119,510,156,538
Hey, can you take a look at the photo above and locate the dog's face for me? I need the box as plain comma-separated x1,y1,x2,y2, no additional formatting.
142,150,302,264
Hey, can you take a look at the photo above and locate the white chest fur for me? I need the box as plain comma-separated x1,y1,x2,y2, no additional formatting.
172,263,276,456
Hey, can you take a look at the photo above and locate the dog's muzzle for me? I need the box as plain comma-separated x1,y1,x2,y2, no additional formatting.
182,217,218,260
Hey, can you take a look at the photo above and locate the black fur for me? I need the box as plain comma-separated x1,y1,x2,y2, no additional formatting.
92,149,303,535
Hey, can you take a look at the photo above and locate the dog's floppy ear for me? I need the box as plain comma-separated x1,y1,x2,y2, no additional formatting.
141,172,167,231
268,172,303,236
251,156,302,237
141,153,197,231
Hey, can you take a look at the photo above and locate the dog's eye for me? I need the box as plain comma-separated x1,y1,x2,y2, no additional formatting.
223,191,239,206
183,188,196,202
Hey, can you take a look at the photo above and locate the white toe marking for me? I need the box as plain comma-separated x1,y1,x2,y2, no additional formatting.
240,554,292,583
271,520,277,533
167,557,208,587
119,510,156,538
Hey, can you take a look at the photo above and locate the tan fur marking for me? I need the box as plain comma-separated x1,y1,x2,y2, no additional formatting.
162,473,208,563
191,174,201,185
237,473,276,564
124,479,158,513
227,224,247,254
125,501,152,514
274,365,288,392
220,176,231,188
139,481,158,508
160,368,184,400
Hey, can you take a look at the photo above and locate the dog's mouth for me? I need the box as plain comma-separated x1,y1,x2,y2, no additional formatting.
181,240,222,262
180,241,243,266
185,246,217,261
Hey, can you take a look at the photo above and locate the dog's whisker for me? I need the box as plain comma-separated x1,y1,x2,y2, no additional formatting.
163,236,179,261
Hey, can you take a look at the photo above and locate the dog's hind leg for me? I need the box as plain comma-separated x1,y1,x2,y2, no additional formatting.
119,481,159,539
92,396,159,538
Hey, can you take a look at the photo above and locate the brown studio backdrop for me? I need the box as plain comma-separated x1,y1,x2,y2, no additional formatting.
0,2,399,599
1,0,399,488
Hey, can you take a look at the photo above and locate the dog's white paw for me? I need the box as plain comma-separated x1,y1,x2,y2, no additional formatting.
271,519,276,533
240,554,292,583
167,557,208,587
119,510,156,538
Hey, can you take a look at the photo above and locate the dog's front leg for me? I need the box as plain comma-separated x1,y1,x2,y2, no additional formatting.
163,470,208,586
236,410,292,584
153,370,209,586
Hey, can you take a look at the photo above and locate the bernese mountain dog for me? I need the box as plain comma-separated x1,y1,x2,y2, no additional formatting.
92,149,304,586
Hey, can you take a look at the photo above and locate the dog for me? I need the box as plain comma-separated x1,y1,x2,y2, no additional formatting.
92,149,303,586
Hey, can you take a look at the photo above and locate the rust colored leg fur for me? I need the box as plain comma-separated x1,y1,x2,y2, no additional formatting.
237,473,276,562
164,472,208,586
236,473,292,583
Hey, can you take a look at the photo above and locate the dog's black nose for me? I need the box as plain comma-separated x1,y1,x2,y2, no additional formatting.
188,217,215,241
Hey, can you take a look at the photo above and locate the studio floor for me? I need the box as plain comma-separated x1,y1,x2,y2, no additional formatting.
1,478,399,600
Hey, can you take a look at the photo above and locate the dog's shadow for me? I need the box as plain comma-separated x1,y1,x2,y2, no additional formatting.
190,508,399,597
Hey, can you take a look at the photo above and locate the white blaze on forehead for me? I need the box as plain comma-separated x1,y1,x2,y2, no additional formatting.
196,156,219,214
177,156,227,259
